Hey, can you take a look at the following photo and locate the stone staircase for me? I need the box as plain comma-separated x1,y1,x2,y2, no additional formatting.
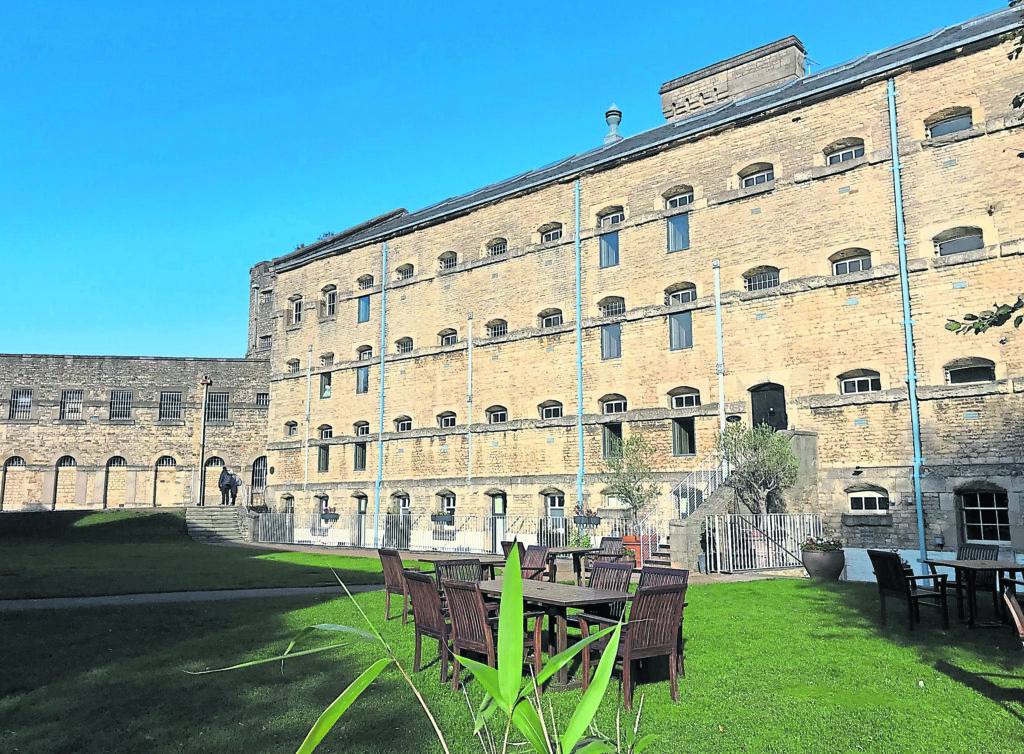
186,505,247,544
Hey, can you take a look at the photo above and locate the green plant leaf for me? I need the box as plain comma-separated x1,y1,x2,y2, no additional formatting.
454,653,505,706
534,624,618,686
560,623,622,754
473,692,500,734
573,740,614,754
945,320,962,332
632,733,658,753
185,641,352,674
498,539,524,711
511,697,551,754
295,657,390,754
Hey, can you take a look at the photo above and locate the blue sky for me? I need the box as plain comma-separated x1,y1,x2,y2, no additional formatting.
0,0,1004,358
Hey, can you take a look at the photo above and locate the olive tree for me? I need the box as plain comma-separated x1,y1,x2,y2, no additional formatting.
717,423,799,515
601,434,661,519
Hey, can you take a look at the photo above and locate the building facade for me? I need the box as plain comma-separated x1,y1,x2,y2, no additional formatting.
250,7,1024,557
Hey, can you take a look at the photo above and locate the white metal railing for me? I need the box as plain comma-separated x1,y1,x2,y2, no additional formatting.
703,513,821,573
669,449,730,519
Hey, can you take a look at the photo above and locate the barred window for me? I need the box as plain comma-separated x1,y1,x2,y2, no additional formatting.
320,353,334,368
60,389,84,421
439,251,458,270
358,275,374,290
255,392,270,407
743,266,780,292
107,456,127,468
599,297,626,317
258,335,272,350
158,391,182,421
156,455,177,467
8,389,32,420
396,264,414,280
109,390,133,421
5,456,26,467
395,337,414,354
251,457,267,489
287,359,300,373
486,238,508,257
486,319,508,338
260,290,273,305
206,392,229,421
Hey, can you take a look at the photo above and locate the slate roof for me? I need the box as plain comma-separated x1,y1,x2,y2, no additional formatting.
273,6,1020,272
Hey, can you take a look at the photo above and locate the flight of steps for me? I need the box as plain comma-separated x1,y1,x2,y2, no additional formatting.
646,538,672,566
186,505,247,544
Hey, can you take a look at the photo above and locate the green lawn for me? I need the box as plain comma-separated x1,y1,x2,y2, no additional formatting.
0,510,420,598
2,510,1023,753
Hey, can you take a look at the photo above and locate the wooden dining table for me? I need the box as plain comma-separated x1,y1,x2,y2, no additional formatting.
478,578,629,685
545,546,602,585
922,558,1024,627
416,553,506,579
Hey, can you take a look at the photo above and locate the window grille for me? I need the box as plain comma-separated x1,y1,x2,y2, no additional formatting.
156,456,177,467
255,392,270,407
600,299,625,317
317,445,330,472
961,491,1010,543
396,338,413,354
833,256,871,275
107,456,127,467
158,391,182,421
9,389,32,420
744,270,780,291
205,392,229,421
849,493,889,512
320,353,334,368
358,276,374,290
395,418,412,432
666,288,696,305
487,321,508,338
258,335,272,350
827,146,864,164
57,455,77,468
60,389,84,420
109,390,132,421
354,442,367,470
5,457,26,467
325,290,337,316
260,290,273,305
671,392,700,408
439,253,457,270
397,265,414,280
541,228,562,243
287,360,300,373
251,457,267,489
599,231,619,268
666,192,694,209
487,240,508,256
742,169,774,188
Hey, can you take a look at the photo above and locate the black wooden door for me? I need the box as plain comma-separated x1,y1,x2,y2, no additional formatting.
750,383,787,431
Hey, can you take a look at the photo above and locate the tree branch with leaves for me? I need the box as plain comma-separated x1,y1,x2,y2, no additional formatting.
946,294,1024,334
717,423,799,515
601,434,662,520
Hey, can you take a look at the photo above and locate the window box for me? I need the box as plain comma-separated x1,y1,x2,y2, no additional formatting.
573,515,602,527
320,512,340,521
430,513,454,524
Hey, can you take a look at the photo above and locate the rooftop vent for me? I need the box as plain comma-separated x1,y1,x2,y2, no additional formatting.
604,104,623,145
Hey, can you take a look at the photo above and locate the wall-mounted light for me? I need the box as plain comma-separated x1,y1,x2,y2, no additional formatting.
934,534,945,549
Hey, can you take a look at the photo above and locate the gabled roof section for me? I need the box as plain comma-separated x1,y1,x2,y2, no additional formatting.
273,6,1021,272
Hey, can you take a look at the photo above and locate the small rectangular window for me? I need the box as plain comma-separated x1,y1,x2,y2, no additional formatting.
317,445,330,473
488,241,507,256
667,193,693,209
9,389,32,420
603,423,623,458
667,289,696,305
440,333,458,346
158,391,181,421
357,295,370,323
489,410,507,424
260,290,273,305
287,360,300,374
358,348,373,361
601,323,621,360
354,442,367,471
667,214,690,253
258,335,272,350
672,417,696,456
542,229,562,243
827,146,865,165
541,405,562,419
255,393,270,407
396,419,412,432
599,212,624,228
439,414,456,428
961,491,1010,543
325,290,337,316
60,389,84,421
292,298,303,324
669,311,693,351
541,314,563,328
356,366,369,394
109,390,133,421
396,340,413,354
841,377,881,394
206,392,229,422
320,354,334,368
358,277,374,290
849,494,889,512
397,267,413,280
320,372,332,399
599,231,619,268
672,393,700,409
742,169,774,188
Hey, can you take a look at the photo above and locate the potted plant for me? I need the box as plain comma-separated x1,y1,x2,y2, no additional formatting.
800,536,845,581
572,502,601,527
320,506,339,521
430,510,454,524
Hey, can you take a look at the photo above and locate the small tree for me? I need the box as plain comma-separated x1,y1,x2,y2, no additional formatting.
601,434,661,519
717,423,799,515
946,294,1024,334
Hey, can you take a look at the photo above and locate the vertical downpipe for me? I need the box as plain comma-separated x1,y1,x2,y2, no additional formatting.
374,242,388,548
574,179,585,510
886,78,928,571
304,345,312,492
467,312,474,485
713,260,726,436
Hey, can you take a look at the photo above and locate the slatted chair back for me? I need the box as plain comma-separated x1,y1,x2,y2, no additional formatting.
522,545,549,580
598,536,624,557
443,579,494,657
867,549,910,596
501,540,525,561
638,566,690,589
405,571,447,638
626,584,688,653
1003,581,1024,650
957,543,1000,589
433,559,484,591
588,560,634,619
379,548,407,594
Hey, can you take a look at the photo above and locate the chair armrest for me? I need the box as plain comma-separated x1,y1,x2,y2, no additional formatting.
908,573,947,584
576,613,618,628
403,566,422,572
523,611,546,620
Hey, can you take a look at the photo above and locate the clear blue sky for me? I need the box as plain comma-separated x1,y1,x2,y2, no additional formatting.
0,0,1003,358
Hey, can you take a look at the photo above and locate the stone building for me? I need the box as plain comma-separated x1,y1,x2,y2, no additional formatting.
0,355,270,509
249,6,1024,561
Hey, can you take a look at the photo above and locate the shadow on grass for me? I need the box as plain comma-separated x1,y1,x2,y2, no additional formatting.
933,660,1024,724
0,509,188,540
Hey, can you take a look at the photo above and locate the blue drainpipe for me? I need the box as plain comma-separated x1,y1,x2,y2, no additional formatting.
374,241,388,548
574,179,585,510
886,78,927,572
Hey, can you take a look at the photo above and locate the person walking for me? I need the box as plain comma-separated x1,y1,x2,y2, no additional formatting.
217,466,232,505
229,469,242,506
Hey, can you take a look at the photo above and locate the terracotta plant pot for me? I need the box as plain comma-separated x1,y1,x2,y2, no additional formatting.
802,550,845,581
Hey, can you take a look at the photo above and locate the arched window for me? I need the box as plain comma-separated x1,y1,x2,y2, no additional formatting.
739,162,775,188
281,493,295,511
396,264,414,281
5,456,26,468
486,237,508,257
356,345,373,360
668,386,701,408
743,266,780,292
830,248,871,275
354,420,370,436
437,490,456,514
318,425,333,440
320,285,337,317
538,308,563,328
538,222,563,243
598,296,625,317
156,455,177,467
315,493,332,513
57,455,77,468
663,184,694,209
664,282,697,306
394,415,412,432
439,328,458,346
944,357,995,384
439,251,458,271
205,456,224,468
926,107,973,138
486,319,508,338
437,411,457,429
251,457,267,490
933,227,984,256
392,491,411,512
539,400,563,419
286,359,301,373
846,484,890,513
599,394,627,414
838,369,882,394
285,421,298,436
823,138,865,165
107,456,127,467
395,337,414,354
486,405,508,424
597,205,625,228
357,274,374,290
542,487,566,517
320,352,334,368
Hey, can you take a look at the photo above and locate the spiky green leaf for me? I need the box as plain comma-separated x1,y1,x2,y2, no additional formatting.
498,540,525,711
295,657,390,754
560,623,622,753
534,624,618,686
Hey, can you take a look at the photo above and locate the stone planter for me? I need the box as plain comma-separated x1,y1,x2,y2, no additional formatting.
801,549,845,581
573,515,601,527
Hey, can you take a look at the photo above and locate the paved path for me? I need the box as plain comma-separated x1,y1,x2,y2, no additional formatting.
0,584,381,613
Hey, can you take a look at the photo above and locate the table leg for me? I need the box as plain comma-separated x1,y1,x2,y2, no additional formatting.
966,570,978,628
572,554,584,586
556,607,569,685
954,573,965,621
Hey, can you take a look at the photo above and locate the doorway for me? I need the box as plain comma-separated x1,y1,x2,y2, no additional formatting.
750,383,787,431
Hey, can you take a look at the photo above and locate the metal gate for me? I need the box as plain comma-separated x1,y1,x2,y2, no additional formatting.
703,513,821,572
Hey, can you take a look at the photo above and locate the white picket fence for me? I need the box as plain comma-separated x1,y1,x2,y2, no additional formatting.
703,513,821,572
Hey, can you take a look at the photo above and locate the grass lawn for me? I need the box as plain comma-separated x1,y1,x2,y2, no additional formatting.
2,579,1024,753
0,510,422,599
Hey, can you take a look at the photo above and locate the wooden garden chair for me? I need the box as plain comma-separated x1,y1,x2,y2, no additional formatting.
928,543,1000,618
378,548,420,624
583,536,627,575
501,540,525,561
404,571,453,683
1002,579,1024,650
522,545,550,581
867,549,949,630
